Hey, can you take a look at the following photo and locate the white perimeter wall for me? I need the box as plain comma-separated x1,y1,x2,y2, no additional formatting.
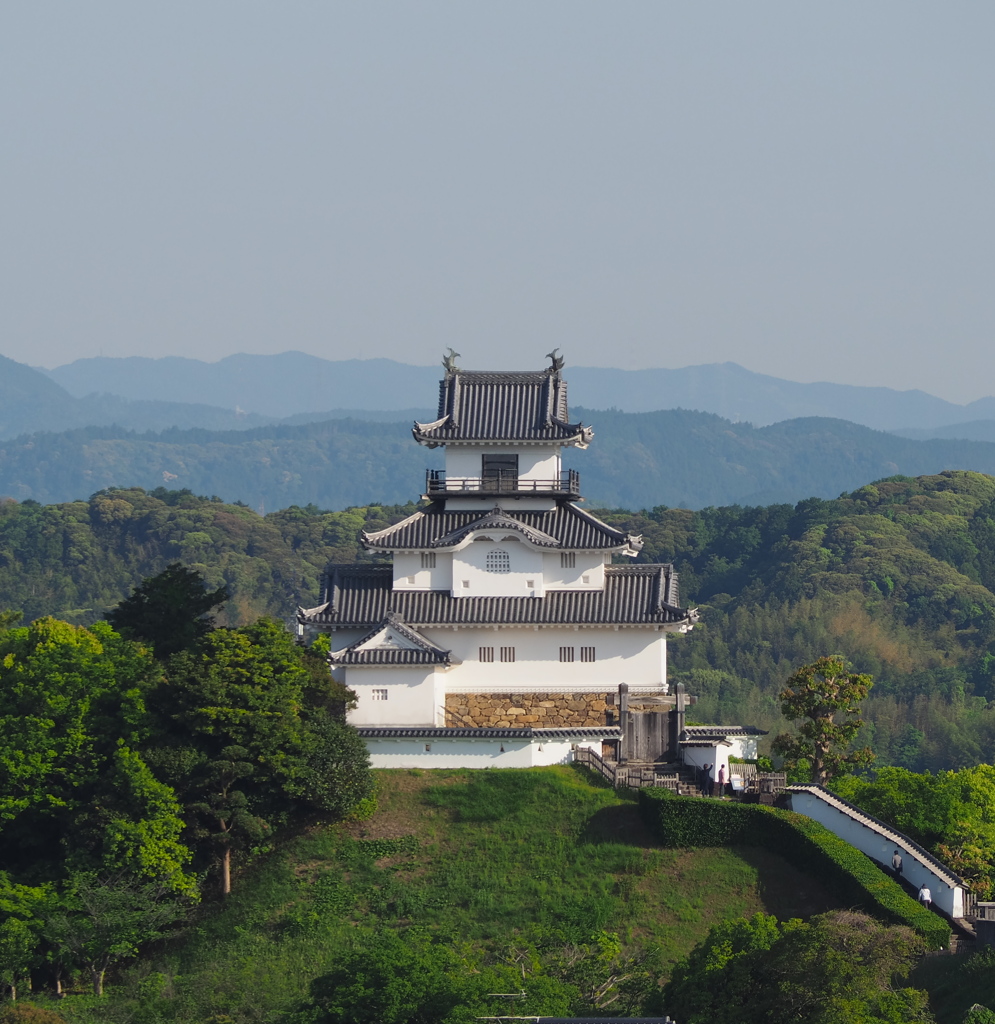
365,734,603,769
789,789,965,923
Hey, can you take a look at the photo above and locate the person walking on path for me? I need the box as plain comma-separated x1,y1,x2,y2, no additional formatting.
892,850,903,877
918,884,932,910
715,764,726,799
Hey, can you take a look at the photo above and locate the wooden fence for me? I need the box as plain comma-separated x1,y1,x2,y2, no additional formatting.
573,746,680,790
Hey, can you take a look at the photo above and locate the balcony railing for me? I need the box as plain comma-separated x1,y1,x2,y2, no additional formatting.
425,468,580,498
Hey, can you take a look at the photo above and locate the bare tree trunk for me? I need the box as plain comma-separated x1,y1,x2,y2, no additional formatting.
9,983,16,1001
55,971,63,998
222,845,231,896
92,969,105,997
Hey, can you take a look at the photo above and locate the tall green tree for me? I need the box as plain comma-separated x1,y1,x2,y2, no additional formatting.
0,617,194,894
147,619,371,894
772,655,875,785
107,562,229,660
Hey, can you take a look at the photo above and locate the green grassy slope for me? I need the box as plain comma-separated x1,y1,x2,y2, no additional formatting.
53,768,843,1024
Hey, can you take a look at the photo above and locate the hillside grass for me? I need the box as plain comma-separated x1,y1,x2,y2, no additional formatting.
50,766,842,1023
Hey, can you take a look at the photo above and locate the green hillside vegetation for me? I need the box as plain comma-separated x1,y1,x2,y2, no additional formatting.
40,767,888,1023
4,471,995,770
10,408,995,509
599,470,995,772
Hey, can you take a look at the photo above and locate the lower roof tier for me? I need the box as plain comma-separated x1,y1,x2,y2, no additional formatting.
361,500,642,553
299,563,697,630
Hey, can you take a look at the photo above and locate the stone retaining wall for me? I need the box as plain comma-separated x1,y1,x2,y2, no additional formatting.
445,692,612,728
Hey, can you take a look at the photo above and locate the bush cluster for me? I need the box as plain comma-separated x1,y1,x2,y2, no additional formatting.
638,790,950,949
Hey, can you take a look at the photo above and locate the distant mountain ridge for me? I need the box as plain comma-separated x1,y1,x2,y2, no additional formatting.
42,351,995,431
7,407,995,511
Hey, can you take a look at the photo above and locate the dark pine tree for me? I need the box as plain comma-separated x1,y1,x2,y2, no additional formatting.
107,563,230,660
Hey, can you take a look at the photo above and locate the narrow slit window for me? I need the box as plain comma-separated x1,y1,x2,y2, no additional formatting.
500,646,515,663
561,552,576,569
485,549,511,573
371,688,388,701
559,646,574,663
580,646,596,663
421,552,437,569
479,646,494,663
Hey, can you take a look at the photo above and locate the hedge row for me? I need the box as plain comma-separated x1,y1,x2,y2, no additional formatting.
638,790,950,949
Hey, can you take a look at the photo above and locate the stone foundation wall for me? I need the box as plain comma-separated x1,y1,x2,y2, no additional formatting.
445,692,612,728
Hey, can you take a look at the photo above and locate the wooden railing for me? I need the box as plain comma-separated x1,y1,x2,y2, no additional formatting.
573,747,679,790
425,468,581,496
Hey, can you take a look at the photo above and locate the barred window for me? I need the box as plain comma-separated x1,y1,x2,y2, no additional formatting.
479,647,494,663
500,646,515,663
560,552,576,569
371,688,388,701
485,549,511,573
421,552,436,569
559,646,574,663
580,646,596,663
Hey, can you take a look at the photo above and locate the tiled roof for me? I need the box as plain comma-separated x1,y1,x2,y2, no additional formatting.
299,564,696,629
356,726,622,739
330,612,451,666
681,725,768,741
412,369,594,447
362,501,642,553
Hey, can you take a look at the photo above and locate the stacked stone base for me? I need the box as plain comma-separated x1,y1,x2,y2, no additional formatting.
445,692,612,728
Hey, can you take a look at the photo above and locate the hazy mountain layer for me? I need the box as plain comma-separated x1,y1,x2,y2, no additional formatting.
8,409,995,511
44,351,995,429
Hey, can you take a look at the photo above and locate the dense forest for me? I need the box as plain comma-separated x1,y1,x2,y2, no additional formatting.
3,470,995,772
11,409,995,510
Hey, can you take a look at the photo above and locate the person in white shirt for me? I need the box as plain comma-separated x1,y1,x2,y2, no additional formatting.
918,884,932,909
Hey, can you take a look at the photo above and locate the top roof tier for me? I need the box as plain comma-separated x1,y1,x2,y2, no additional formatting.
412,364,594,448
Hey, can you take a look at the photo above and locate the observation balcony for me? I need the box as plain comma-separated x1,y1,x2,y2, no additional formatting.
424,468,580,500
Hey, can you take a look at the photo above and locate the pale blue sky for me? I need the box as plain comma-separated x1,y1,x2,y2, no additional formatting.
1,2,993,401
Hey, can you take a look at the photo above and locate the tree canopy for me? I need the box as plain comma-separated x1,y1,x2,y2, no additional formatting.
771,656,875,785
107,562,230,660
659,911,931,1024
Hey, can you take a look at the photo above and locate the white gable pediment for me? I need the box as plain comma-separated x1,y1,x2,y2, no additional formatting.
355,626,423,652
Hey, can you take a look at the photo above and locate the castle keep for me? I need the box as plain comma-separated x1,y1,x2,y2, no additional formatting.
299,353,703,768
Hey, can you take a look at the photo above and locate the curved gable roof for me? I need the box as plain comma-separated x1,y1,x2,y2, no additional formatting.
412,368,593,447
362,501,642,554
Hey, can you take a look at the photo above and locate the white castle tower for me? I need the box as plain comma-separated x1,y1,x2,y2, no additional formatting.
299,352,700,768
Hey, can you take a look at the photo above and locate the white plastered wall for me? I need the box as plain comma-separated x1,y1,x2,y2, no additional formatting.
541,552,606,590
425,626,667,692
680,736,758,781
444,446,561,482
393,551,454,591
451,538,545,597
346,666,446,726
